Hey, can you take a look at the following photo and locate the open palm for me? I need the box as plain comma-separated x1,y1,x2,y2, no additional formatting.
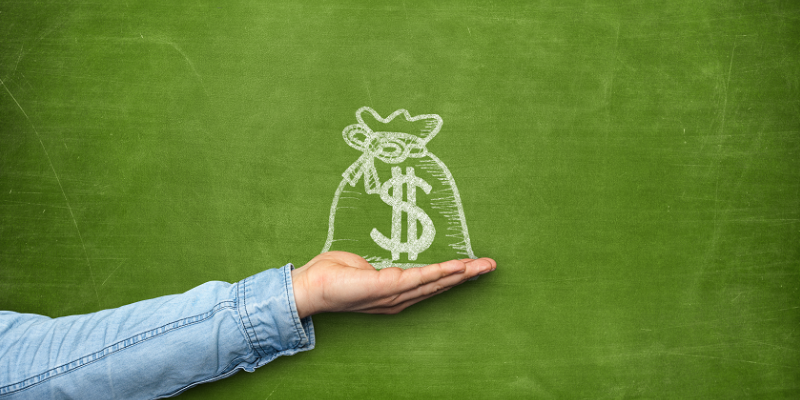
290,251,496,317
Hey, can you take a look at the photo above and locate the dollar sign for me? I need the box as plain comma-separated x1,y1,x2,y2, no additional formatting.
371,166,436,261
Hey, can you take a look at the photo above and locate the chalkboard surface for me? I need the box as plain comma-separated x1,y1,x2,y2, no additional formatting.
1,1,798,398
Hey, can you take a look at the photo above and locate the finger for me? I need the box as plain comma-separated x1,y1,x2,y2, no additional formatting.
476,257,497,270
457,257,497,270
385,259,467,294
460,258,496,268
352,258,496,313
359,288,451,314
384,258,493,306
368,258,493,310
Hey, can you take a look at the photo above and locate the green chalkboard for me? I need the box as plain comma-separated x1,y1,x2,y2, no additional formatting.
1,0,798,398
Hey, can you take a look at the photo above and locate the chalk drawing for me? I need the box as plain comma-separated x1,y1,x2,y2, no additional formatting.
323,107,475,269
370,166,436,261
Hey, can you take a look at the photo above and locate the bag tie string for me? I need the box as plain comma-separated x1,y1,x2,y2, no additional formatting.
341,123,429,194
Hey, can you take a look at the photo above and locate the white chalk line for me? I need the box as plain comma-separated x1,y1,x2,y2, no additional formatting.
1,77,101,306
322,107,475,269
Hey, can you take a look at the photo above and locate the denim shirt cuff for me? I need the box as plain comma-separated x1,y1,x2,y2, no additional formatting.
236,264,315,367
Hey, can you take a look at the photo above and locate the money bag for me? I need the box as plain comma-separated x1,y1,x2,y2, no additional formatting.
322,106,476,269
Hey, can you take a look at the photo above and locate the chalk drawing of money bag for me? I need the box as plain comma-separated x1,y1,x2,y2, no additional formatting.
322,106,476,269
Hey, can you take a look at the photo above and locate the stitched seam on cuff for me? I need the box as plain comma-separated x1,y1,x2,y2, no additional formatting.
238,276,265,359
0,301,236,397
284,265,306,346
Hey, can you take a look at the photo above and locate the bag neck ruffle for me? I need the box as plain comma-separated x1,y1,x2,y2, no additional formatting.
341,107,443,194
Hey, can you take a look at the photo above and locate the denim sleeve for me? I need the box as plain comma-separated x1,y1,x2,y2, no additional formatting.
0,263,315,400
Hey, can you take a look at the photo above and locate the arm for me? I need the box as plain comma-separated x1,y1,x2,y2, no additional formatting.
0,265,313,399
0,253,495,399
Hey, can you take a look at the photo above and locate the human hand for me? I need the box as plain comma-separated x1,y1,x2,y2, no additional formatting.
290,251,496,318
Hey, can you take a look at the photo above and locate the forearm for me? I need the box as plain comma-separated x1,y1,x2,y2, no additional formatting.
0,264,314,399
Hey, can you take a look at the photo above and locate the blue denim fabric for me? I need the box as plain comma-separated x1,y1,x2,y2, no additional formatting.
0,264,315,399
